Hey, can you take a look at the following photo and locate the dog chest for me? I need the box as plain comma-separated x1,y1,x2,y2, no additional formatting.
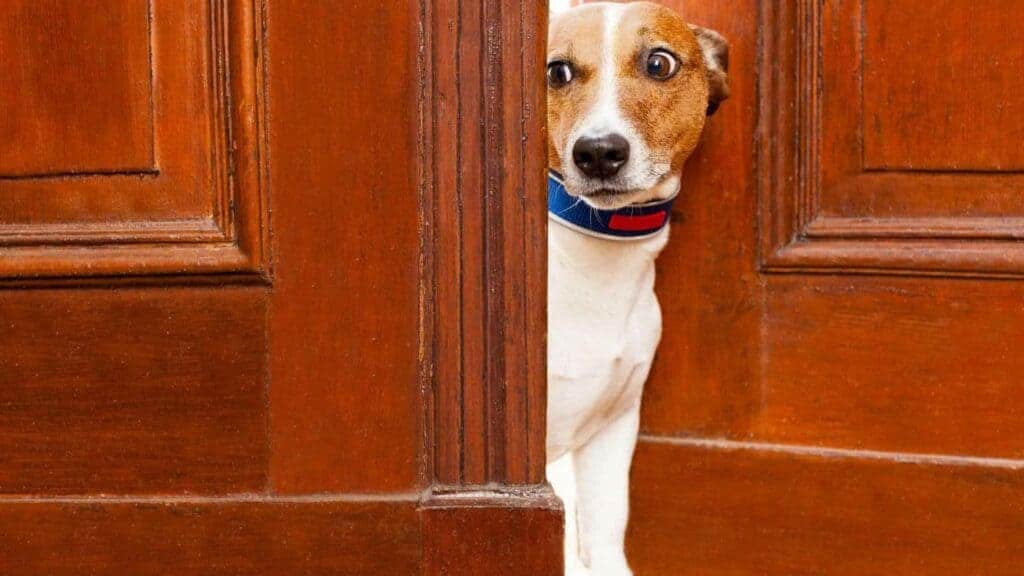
546,224,665,457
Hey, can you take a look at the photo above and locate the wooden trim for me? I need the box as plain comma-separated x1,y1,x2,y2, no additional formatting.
420,487,563,576
417,1,561,571
628,438,1024,574
420,0,549,487
803,216,1024,240
764,238,1024,279
2,491,561,575
0,496,421,575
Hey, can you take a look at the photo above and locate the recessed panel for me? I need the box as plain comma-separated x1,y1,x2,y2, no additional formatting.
863,0,1024,172
0,1,266,280
760,0,1024,276
0,0,154,177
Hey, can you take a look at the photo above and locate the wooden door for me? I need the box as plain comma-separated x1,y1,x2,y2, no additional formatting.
0,1,558,574
628,0,1024,574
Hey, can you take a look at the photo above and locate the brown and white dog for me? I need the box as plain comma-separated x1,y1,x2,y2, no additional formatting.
545,3,729,575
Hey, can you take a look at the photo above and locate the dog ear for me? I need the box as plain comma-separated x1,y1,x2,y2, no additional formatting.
689,24,730,116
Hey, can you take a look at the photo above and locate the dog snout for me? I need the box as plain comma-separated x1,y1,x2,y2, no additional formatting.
572,134,630,179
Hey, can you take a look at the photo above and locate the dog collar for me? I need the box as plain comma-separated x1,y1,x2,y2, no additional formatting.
547,170,676,241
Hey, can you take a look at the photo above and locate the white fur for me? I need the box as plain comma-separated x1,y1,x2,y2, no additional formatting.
547,219,668,576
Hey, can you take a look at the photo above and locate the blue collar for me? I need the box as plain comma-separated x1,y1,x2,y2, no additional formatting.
547,170,676,240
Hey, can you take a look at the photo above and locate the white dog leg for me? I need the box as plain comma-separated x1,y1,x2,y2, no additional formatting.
573,406,640,576
548,454,590,575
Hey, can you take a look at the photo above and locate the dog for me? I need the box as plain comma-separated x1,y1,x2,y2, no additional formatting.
544,2,730,574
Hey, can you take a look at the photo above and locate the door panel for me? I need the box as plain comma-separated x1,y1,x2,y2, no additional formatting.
759,276,1024,458
0,0,265,278
0,288,267,494
762,0,1024,275
265,0,423,495
630,0,1024,573
862,1,1024,172
0,0,153,176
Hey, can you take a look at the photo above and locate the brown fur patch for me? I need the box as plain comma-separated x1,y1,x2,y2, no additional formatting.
690,24,731,115
614,2,709,174
546,2,729,176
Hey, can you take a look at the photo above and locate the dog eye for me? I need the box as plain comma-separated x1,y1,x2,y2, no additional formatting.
547,61,574,88
645,50,679,80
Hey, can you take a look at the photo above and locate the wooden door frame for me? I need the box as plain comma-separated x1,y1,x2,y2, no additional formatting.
417,1,562,573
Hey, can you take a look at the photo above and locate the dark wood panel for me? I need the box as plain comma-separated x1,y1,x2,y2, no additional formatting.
0,1,267,280
0,288,267,494
640,0,762,439
628,439,1024,576
650,275,1024,458
421,490,562,576
817,0,1024,216
759,0,1024,276
0,0,153,176
0,497,420,575
634,1,1024,574
754,275,1024,459
266,0,422,493
863,0,1024,171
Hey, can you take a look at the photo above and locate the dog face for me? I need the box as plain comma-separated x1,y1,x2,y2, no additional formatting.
547,2,729,209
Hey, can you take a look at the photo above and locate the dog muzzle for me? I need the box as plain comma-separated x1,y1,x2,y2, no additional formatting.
547,170,676,241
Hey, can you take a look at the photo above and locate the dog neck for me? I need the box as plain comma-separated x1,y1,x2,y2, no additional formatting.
548,177,671,285
547,171,677,242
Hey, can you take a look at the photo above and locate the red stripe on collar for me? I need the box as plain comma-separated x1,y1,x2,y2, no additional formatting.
608,211,668,232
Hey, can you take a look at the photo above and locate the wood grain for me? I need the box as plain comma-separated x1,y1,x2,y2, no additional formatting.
423,0,548,486
416,0,560,571
0,0,153,176
628,439,1024,576
863,0,1024,171
0,288,268,494
758,0,1024,276
640,0,1024,572
0,0,267,280
0,498,420,575
650,0,1024,448
421,490,563,576
754,275,1024,459
266,0,423,493
0,0,559,572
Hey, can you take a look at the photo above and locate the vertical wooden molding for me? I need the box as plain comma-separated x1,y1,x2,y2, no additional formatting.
418,0,561,573
420,0,549,489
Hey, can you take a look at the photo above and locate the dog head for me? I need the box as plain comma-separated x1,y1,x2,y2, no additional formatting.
547,2,730,209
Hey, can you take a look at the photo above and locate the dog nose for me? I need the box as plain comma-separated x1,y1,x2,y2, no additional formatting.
572,134,630,179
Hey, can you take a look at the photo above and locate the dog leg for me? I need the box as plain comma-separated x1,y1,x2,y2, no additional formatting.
573,405,640,576
548,454,590,575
